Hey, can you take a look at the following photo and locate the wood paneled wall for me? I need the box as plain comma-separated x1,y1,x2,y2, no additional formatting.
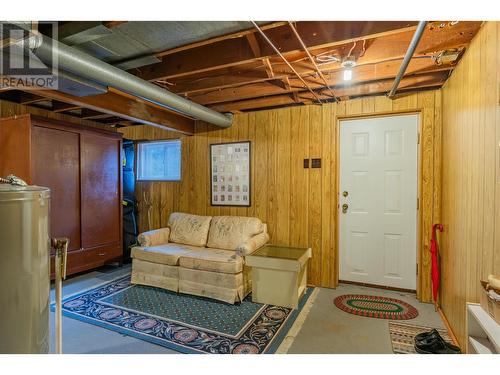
441,21,500,348
120,91,442,299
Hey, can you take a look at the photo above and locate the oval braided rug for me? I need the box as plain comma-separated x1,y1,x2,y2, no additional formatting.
334,294,418,320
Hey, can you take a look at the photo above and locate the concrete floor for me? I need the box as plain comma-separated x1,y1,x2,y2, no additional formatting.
287,283,444,354
50,265,445,354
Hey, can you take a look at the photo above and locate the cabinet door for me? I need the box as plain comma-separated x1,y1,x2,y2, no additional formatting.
32,126,81,251
0,115,32,183
80,133,120,249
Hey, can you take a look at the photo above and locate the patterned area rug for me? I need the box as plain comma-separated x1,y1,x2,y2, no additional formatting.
55,276,315,354
389,322,452,354
334,294,419,320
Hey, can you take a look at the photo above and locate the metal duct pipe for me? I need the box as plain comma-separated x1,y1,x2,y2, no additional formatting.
28,33,233,128
387,21,428,99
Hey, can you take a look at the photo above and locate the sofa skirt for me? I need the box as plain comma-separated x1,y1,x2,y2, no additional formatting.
177,267,247,304
130,258,253,304
131,258,179,292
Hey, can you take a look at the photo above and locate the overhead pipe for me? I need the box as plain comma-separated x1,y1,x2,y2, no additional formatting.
26,33,233,128
287,21,339,102
387,21,428,98
251,21,323,104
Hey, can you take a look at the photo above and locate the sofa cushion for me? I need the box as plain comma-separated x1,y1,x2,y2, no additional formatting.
206,216,264,251
131,243,201,266
179,248,243,274
168,212,212,247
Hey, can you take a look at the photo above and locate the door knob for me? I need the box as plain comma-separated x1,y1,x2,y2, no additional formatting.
342,203,349,213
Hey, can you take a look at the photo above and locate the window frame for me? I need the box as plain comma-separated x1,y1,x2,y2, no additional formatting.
135,139,182,182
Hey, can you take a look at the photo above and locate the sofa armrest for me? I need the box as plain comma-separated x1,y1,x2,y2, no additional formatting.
137,228,170,247
235,231,269,257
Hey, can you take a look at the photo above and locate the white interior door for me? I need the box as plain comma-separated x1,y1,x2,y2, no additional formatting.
339,114,418,290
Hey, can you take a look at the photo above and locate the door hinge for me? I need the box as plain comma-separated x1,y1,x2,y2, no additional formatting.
417,198,420,210
416,264,419,275
417,132,421,145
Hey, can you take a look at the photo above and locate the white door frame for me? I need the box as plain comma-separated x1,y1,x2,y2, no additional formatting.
335,111,422,293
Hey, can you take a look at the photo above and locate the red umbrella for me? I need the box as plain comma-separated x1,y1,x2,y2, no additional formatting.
430,223,444,308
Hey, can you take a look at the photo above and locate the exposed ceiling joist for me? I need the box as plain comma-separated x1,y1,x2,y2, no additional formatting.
19,93,48,105
251,21,323,103
80,109,115,120
14,89,194,134
288,21,338,101
155,21,288,58
246,33,262,58
52,101,81,113
165,21,480,97
135,21,419,81
187,58,453,105
263,58,274,78
1,21,480,119
209,71,448,112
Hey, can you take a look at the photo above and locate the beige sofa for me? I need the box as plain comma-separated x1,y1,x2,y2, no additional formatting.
130,212,269,304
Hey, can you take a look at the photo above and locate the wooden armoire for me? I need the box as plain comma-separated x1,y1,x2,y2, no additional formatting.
0,114,123,276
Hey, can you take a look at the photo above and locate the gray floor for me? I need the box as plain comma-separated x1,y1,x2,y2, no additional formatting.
50,265,445,354
287,284,444,354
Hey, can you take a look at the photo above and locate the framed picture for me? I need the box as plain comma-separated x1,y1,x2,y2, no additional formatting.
210,141,251,206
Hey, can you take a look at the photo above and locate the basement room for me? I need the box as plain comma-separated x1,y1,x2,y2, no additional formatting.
0,1,499,373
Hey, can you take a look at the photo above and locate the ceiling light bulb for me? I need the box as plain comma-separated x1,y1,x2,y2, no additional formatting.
343,69,352,81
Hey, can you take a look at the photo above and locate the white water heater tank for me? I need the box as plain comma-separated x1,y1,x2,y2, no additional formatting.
0,184,50,354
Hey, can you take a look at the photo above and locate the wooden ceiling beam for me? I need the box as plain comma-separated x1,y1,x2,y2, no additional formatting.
96,116,123,123
80,109,115,120
188,58,453,105
155,22,288,58
19,93,48,105
263,58,275,78
12,89,195,134
282,76,291,91
136,21,420,81
168,64,272,95
52,101,81,113
167,21,481,96
208,71,448,112
246,33,262,58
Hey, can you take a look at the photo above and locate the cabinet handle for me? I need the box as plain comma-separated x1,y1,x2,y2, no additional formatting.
99,252,106,256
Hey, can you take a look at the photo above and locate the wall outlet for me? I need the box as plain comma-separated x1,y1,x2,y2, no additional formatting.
311,158,321,168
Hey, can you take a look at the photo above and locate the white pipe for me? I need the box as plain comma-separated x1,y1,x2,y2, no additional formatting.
28,33,233,128
387,21,428,98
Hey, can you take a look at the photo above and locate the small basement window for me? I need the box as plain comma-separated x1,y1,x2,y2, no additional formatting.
137,140,181,181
